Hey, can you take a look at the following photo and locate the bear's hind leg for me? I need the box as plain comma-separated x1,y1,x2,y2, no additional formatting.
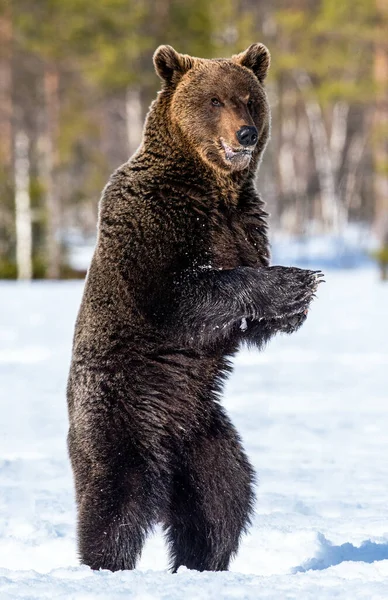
77,459,163,572
164,408,255,572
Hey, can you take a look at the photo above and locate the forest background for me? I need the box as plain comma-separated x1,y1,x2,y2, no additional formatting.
1,0,387,279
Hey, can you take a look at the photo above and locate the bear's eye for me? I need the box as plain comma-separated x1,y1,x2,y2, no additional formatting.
211,97,222,107
247,99,253,109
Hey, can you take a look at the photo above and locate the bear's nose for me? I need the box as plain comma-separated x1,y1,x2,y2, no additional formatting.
236,126,258,147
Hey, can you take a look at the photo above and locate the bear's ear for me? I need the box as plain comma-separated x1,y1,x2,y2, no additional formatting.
233,43,271,82
153,45,194,84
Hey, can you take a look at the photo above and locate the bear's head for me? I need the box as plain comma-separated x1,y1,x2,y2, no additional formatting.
153,44,271,174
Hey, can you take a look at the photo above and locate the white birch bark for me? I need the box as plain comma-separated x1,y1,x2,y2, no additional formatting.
294,70,345,233
278,111,305,233
279,116,298,196
330,101,349,178
294,109,310,228
0,14,12,168
14,130,32,280
43,66,61,279
126,86,143,158
343,134,367,211
374,0,388,240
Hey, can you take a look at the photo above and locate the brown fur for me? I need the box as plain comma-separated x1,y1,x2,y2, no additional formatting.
67,44,321,573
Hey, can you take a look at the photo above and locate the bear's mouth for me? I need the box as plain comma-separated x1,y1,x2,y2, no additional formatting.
220,139,253,169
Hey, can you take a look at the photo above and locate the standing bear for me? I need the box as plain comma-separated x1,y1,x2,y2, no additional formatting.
67,43,322,573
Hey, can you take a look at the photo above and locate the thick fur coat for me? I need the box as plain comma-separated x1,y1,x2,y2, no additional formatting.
67,44,322,573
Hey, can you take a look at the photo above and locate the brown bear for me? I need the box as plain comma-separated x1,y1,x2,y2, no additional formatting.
67,43,322,573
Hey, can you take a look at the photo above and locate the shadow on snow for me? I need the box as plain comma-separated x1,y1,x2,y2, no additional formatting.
293,533,388,573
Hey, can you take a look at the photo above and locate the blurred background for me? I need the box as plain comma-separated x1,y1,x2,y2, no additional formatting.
1,0,388,279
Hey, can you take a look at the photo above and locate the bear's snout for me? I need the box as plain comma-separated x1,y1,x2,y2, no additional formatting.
236,125,258,147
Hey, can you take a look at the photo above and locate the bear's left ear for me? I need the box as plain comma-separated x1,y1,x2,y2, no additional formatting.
153,45,195,84
233,43,271,82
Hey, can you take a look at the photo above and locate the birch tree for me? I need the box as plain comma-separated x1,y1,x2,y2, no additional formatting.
273,0,378,234
14,130,32,280
374,0,388,240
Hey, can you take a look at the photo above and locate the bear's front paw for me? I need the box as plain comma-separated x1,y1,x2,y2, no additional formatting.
262,311,308,335
259,266,324,321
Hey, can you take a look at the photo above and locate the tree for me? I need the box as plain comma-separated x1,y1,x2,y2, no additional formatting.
264,0,378,233
374,0,388,241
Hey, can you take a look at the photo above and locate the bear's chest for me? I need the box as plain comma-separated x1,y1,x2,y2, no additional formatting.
207,208,262,270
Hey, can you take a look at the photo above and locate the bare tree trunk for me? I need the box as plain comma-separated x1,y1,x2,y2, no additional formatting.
0,10,13,262
330,101,349,177
101,93,129,170
294,70,345,233
14,130,32,280
43,65,61,279
343,134,367,213
278,100,307,234
279,115,298,196
268,76,284,232
294,104,310,228
276,81,302,233
0,12,12,168
374,0,388,240
126,86,143,158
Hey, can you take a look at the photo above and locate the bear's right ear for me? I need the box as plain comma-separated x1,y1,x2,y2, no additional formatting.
153,45,194,84
233,43,271,82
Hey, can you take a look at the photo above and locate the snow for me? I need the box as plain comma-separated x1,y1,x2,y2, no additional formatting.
1,269,388,599
67,226,377,273
270,227,376,269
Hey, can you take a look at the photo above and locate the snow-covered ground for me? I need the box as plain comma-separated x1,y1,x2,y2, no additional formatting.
1,269,388,599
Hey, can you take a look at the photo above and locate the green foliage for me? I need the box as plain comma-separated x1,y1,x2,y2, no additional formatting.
4,0,387,278
0,166,15,261
371,246,388,266
274,0,378,104
12,0,253,94
0,256,44,279
0,257,86,279
0,259,17,279
164,0,215,57
14,0,150,89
